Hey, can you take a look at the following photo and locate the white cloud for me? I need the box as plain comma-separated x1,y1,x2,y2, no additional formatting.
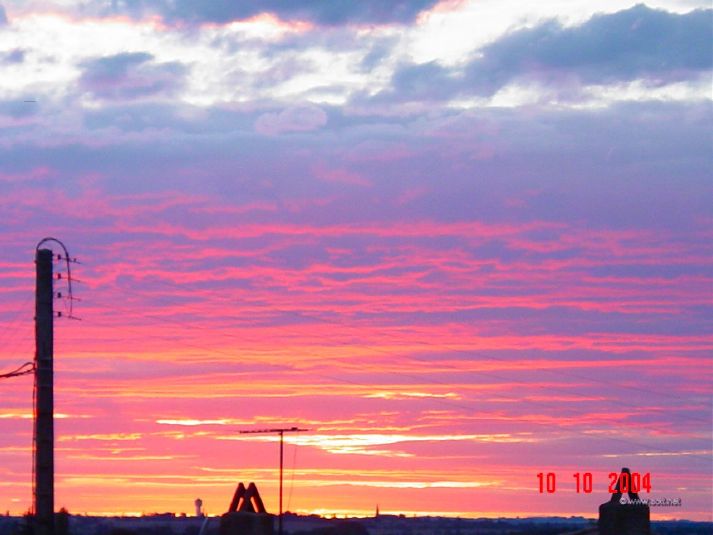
0,1,708,121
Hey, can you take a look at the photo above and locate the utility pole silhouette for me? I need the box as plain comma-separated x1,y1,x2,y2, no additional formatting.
239,427,308,535
33,238,77,535
34,247,54,535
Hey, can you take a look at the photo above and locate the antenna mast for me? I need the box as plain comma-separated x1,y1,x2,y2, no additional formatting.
239,426,308,535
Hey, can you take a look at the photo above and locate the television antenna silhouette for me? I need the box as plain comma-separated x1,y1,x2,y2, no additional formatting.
239,426,308,535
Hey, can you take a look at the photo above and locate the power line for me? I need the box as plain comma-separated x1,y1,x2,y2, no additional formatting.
0,361,34,380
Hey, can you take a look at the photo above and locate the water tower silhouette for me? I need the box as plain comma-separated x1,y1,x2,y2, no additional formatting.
195,497,204,517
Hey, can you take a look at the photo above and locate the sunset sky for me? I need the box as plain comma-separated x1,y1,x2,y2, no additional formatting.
0,0,711,521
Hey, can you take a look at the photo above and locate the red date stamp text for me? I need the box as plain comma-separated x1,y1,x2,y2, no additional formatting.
537,472,652,494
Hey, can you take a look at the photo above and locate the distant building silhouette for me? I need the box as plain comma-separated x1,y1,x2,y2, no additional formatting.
564,467,651,535
599,468,650,535
220,482,273,535
293,522,368,535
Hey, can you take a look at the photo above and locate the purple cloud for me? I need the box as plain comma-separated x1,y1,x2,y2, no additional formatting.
79,52,187,100
255,104,328,135
471,4,712,86
377,5,712,103
0,99,37,118
0,48,25,64
108,0,440,25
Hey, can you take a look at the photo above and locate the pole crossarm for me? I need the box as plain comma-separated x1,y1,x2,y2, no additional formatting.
239,427,309,435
